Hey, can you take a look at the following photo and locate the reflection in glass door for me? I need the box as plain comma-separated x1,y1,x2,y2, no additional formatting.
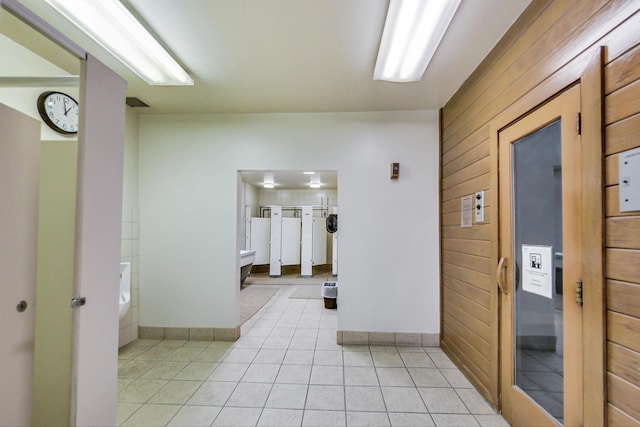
512,120,564,423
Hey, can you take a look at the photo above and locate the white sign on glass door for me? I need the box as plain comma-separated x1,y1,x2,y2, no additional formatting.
521,244,553,299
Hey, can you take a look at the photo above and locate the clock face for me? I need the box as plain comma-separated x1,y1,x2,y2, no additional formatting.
37,91,79,135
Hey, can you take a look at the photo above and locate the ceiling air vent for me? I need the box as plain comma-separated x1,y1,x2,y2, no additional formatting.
125,97,150,108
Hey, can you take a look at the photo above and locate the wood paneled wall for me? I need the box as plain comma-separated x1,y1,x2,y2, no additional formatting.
603,27,640,426
439,0,640,418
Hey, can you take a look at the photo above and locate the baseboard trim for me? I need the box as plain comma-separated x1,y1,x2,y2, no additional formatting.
338,330,439,347
138,325,241,342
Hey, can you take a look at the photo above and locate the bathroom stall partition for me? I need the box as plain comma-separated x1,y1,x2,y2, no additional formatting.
249,216,270,265
332,206,338,276
269,206,282,276
247,205,333,277
298,205,327,277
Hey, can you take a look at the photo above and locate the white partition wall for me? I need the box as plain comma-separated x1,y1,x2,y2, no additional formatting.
301,206,313,277
244,206,252,250
332,207,338,276
282,217,301,266
312,217,327,265
269,206,282,276
250,217,270,265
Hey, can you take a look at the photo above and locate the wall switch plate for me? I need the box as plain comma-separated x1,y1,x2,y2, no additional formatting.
620,147,640,212
390,162,400,179
475,191,485,223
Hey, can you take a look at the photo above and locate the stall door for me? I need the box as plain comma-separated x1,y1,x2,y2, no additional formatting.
0,104,40,427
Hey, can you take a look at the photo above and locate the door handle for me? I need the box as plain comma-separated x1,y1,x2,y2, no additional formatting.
497,257,508,294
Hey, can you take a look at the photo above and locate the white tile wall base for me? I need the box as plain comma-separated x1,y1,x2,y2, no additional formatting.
139,326,241,342
338,331,439,347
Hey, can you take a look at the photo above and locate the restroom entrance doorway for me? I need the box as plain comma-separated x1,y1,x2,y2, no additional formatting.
496,48,606,426
238,170,338,283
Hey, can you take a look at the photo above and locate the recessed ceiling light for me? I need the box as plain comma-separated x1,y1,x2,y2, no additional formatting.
374,0,461,82
303,171,316,175
263,183,275,189
309,183,321,189
45,0,193,85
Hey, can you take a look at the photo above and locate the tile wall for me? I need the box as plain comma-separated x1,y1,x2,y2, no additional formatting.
119,206,140,347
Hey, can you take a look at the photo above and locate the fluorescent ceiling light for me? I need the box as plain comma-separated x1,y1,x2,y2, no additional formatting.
374,0,461,82
263,183,275,189
303,171,316,175
45,0,193,85
309,183,321,189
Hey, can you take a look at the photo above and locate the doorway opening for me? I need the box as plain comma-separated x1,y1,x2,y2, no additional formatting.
237,170,338,320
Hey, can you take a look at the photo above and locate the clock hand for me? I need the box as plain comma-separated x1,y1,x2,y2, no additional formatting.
63,98,69,116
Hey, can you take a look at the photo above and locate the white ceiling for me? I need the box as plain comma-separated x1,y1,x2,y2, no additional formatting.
14,0,531,115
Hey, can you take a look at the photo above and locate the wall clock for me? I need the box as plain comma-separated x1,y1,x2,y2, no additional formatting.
37,91,79,135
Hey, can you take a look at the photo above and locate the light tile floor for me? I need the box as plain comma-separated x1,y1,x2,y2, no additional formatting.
118,284,510,426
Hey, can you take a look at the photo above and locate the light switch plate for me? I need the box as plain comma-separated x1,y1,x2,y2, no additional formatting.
619,147,640,212
475,191,484,223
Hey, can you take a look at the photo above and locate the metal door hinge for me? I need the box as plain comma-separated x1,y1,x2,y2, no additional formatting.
70,297,86,309
576,113,582,135
575,280,583,305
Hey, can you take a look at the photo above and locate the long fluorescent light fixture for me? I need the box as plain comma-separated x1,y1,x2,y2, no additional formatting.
374,0,461,82
45,0,193,85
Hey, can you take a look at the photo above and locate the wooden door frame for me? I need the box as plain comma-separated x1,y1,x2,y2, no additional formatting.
488,47,605,424
498,84,582,426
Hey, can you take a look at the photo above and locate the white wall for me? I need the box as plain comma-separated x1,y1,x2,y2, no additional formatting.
139,110,440,333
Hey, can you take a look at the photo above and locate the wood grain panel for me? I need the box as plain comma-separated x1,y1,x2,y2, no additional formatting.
445,0,636,146
442,250,492,275
442,238,491,259
443,274,491,308
442,320,490,373
607,280,640,318
441,336,491,390
605,42,640,93
608,311,640,354
442,156,490,190
442,198,461,214
606,217,640,249
441,0,554,130
608,403,640,427
442,124,488,163
608,373,640,421
608,342,640,386
602,10,640,63
442,224,491,241
605,78,640,124
442,309,490,358
443,0,605,138
606,249,640,283
443,286,491,327
442,141,490,178
441,174,490,203
605,113,640,155
442,263,492,293
605,154,618,186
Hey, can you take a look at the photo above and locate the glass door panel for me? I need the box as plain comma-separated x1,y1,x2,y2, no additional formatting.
512,120,564,423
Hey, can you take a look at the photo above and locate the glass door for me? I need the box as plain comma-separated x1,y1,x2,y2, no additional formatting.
498,85,583,426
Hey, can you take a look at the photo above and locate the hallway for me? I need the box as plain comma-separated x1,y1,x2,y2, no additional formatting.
117,285,508,426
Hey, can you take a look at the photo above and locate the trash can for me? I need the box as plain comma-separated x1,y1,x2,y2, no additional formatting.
321,281,338,309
